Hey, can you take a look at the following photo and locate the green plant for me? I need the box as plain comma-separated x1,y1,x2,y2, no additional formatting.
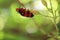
10,0,60,40
32,0,60,40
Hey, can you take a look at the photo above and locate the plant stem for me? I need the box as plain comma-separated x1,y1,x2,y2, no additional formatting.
32,18,54,38
49,0,59,35
37,11,53,18
49,0,54,16
54,10,59,33
32,18,46,34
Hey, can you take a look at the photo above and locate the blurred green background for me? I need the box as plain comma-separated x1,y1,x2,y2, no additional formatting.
0,0,60,40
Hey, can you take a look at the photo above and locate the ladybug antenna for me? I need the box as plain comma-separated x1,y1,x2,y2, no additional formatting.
17,0,25,7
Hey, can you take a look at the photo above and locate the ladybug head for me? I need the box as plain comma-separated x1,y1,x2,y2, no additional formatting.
16,8,20,12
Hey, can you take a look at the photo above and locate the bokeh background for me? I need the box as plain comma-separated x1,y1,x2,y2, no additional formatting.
0,0,60,40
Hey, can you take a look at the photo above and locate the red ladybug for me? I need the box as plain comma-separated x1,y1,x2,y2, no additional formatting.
16,8,34,17
16,0,34,18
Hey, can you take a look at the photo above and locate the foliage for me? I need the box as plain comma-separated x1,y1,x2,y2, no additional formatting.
0,0,60,40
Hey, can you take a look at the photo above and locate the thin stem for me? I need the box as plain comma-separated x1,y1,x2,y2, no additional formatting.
46,6,52,13
38,11,53,18
54,10,59,33
32,18,54,38
17,0,24,6
49,0,54,17
49,0,59,36
32,18,46,34
39,13,53,18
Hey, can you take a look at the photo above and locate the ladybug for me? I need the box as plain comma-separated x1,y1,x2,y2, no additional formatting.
16,8,34,17
16,0,34,18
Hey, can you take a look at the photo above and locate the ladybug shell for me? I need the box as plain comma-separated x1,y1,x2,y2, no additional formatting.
16,8,34,17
